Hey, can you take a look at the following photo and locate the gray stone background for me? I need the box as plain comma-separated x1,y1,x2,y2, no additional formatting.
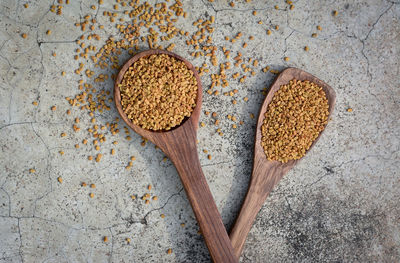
0,0,399,262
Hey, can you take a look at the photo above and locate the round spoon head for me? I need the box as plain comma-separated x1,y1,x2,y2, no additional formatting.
255,67,336,169
114,49,203,144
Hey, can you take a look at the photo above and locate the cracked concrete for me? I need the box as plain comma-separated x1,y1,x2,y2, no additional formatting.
0,0,399,262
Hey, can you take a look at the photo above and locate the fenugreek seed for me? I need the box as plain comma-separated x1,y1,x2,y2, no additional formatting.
21,33,27,39
32,101,38,106
229,2,235,7
88,156,93,160
274,5,279,9
347,108,353,112
111,149,115,155
103,236,108,242
120,54,197,131
46,30,52,35
24,3,28,8
207,154,212,160
89,193,94,198
167,248,172,254
59,151,64,155
267,30,272,35
317,25,322,31
81,182,87,187
29,168,36,173
126,238,131,243
333,10,338,16
90,184,95,188
312,33,317,38
261,79,329,162
275,25,279,30
148,184,152,190
51,106,57,111
75,144,79,149
57,177,63,183
145,200,150,205
161,214,165,218
152,196,158,201
304,46,309,51
284,57,289,61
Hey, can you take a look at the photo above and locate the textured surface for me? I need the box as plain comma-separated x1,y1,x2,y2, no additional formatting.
0,0,399,262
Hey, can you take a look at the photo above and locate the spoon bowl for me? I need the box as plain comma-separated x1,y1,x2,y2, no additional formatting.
229,67,336,258
114,49,237,263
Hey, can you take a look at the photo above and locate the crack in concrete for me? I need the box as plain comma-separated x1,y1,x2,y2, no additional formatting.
142,187,184,224
360,3,394,81
0,186,12,216
17,218,24,263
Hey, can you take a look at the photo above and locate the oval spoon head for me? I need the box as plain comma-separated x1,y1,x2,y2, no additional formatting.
113,49,203,150
254,67,336,170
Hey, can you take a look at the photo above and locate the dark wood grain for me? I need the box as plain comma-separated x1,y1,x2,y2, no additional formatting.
229,67,336,259
114,49,238,263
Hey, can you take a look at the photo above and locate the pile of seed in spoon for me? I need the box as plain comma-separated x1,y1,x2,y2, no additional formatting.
119,53,198,131
261,79,329,163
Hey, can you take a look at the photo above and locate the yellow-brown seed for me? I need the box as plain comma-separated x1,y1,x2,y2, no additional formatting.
120,54,197,131
89,193,94,198
57,177,63,183
167,248,172,254
260,79,329,163
103,236,108,242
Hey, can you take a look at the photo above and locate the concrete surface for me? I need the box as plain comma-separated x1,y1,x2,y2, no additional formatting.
0,0,399,262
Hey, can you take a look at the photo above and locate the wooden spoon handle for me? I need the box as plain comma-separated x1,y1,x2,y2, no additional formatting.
164,126,238,263
230,159,286,258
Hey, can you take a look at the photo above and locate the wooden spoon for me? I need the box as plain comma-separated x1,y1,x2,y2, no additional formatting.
229,67,336,259
114,49,238,263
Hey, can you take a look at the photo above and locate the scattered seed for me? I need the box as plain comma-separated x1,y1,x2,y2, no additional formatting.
57,177,63,183
347,108,353,112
